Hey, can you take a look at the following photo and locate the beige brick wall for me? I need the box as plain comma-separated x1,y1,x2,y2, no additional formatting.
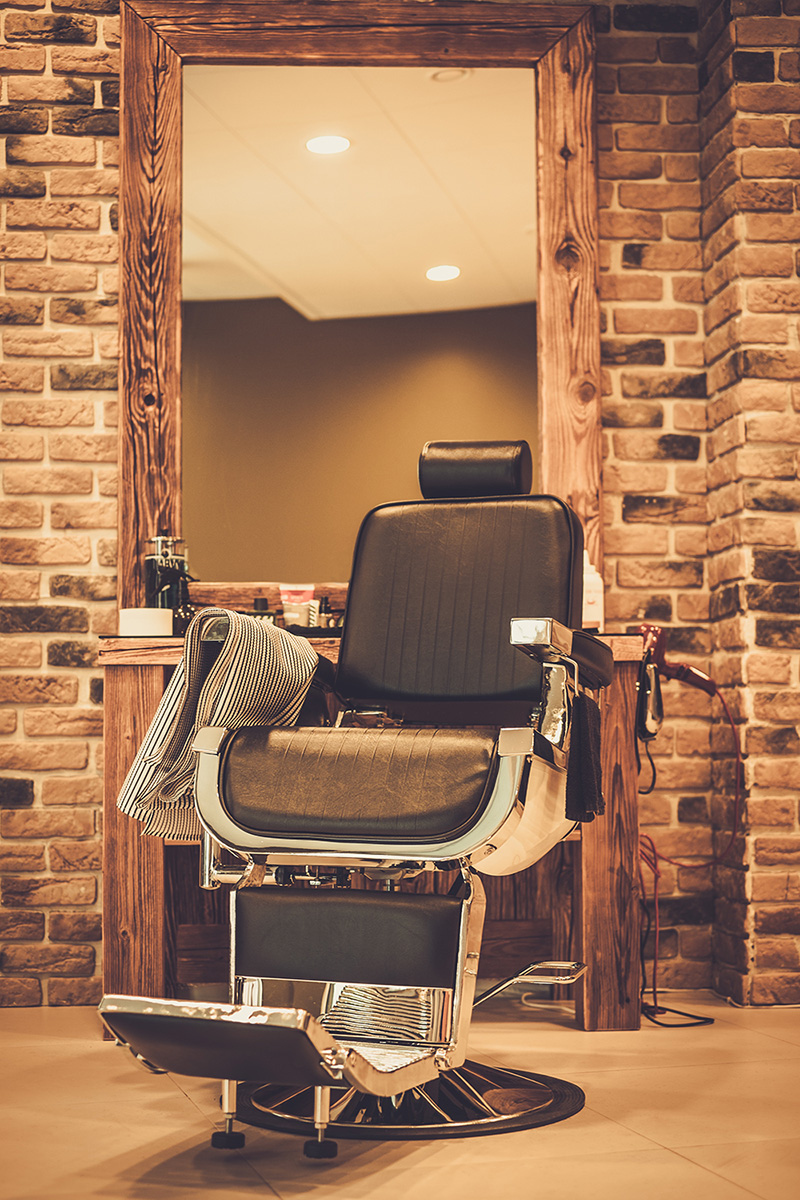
1,0,118,1006
1,0,799,1006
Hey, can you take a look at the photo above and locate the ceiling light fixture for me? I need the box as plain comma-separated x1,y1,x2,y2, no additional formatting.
306,135,351,155
426,265,461,282
429,68,471,84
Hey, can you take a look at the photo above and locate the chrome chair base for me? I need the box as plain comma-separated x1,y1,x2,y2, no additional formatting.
237,1060,584,1140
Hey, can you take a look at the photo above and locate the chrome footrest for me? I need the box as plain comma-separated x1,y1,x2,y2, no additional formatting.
99,994,441,1097
473,961,587,1007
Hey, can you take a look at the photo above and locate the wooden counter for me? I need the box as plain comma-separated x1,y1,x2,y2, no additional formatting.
101,634,642,1031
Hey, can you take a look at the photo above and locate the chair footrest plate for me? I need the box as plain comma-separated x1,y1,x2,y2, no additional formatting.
99,995,441,1096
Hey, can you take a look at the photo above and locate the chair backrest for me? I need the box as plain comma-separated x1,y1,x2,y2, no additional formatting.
336,493,583,714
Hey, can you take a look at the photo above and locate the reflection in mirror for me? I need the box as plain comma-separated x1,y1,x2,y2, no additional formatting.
182,65,538,583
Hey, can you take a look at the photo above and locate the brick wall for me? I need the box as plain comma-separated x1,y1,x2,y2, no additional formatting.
699,0,800,1005
0,0,119,1005
1,0,799,1006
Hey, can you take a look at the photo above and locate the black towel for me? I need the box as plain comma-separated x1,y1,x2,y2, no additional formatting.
566,692,605,823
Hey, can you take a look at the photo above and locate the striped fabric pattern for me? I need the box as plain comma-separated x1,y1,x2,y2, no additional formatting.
116,608,319,840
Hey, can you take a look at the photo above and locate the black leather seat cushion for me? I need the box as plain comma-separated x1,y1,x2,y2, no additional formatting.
221,725,499,842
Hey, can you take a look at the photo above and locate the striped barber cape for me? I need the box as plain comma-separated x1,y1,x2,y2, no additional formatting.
116,608,319,840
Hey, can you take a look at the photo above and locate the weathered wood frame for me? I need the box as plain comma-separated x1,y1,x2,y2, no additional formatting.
119,0,602,607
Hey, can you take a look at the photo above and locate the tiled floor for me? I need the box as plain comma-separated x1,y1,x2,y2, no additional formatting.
1,991,799,1199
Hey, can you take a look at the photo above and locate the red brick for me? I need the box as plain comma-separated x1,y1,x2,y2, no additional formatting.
739,315,789,343
0,363,44,392
49,434,116,462
598,95,661,123
668,212,702,239
0,876,95,908
748,281,800,313
41,777,102,806
737,83,800,113
49,978,103,1005
0,233,47,261
0,434,44,461
618,182,701,210
667,95,699,124
600,275,663,301
0,536,91,565
1,808,94,839
49,839,102,871
0,638,41,667
50,235,118,263
619,65,698,94
5,137,96,166
673,277,704,304
2,399,94,427
617,559,704,589
665,153,698,181
614,309,698,334
634,244,702,270
599,212,663,239
24,708,103,737
736,17,800,47
4,264,97,292
3,330,93,357
5,200,100,231
0,570,40,600
51,47,119,74
0,978,42,1006
733,117,788,148
50,169,118,197
0,45,46,72
3,467,93,494
737,245,794,275
0,743,88,771
0,945,95,977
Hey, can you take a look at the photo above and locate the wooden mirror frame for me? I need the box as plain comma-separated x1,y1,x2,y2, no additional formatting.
119,1,601,607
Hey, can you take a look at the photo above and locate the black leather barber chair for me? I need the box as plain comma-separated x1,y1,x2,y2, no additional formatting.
100,441,613,1158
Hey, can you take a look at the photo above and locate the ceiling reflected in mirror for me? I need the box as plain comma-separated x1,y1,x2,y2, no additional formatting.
182,65,537,319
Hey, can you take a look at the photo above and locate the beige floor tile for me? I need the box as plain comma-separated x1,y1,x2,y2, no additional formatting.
678,1136,800,1200
1,997,797,1200
250,1143,764,1200
572,1057,800,1149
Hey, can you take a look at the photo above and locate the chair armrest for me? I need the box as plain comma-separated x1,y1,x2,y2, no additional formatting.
510,617,614,689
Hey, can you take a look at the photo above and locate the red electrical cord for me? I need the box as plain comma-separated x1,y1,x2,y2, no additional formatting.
638,683,742,1026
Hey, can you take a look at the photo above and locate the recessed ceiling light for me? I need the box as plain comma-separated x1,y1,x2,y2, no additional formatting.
429,68,471,84
426,265,461,282
306,135,351,155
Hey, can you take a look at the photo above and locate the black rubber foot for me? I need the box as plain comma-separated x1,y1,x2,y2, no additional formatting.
211,1130,246,1149
303,1138,338,1159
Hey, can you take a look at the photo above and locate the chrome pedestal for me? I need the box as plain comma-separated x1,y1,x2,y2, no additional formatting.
237,1060,584,1140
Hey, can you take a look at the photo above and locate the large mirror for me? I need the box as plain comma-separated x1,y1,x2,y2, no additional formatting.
181,65,538,582
118,1,601,608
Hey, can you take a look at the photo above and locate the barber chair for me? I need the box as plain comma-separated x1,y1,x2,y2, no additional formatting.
100,441,613,1158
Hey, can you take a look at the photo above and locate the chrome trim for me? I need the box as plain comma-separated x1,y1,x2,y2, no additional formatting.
99,994,442,1097
473,961,587,1007
510,617,574,660
442,867,485,1072
193,728,527,865
538,662,572,751
200,831,247,890
233,976,454,1045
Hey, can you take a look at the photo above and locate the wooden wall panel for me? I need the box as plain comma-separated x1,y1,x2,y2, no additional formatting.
536,12,602,567
119,6,183,607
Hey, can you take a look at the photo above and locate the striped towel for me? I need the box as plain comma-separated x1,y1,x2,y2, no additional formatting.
116,608,319,840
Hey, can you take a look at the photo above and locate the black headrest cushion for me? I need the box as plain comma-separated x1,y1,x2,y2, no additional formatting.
418,440,533,499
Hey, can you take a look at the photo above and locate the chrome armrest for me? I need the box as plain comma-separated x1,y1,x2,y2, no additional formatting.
510,617,614,690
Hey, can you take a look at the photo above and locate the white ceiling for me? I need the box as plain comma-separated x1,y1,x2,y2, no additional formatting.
182,65,537,320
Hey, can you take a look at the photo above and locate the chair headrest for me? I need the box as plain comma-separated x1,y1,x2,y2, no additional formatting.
418,440,533,500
